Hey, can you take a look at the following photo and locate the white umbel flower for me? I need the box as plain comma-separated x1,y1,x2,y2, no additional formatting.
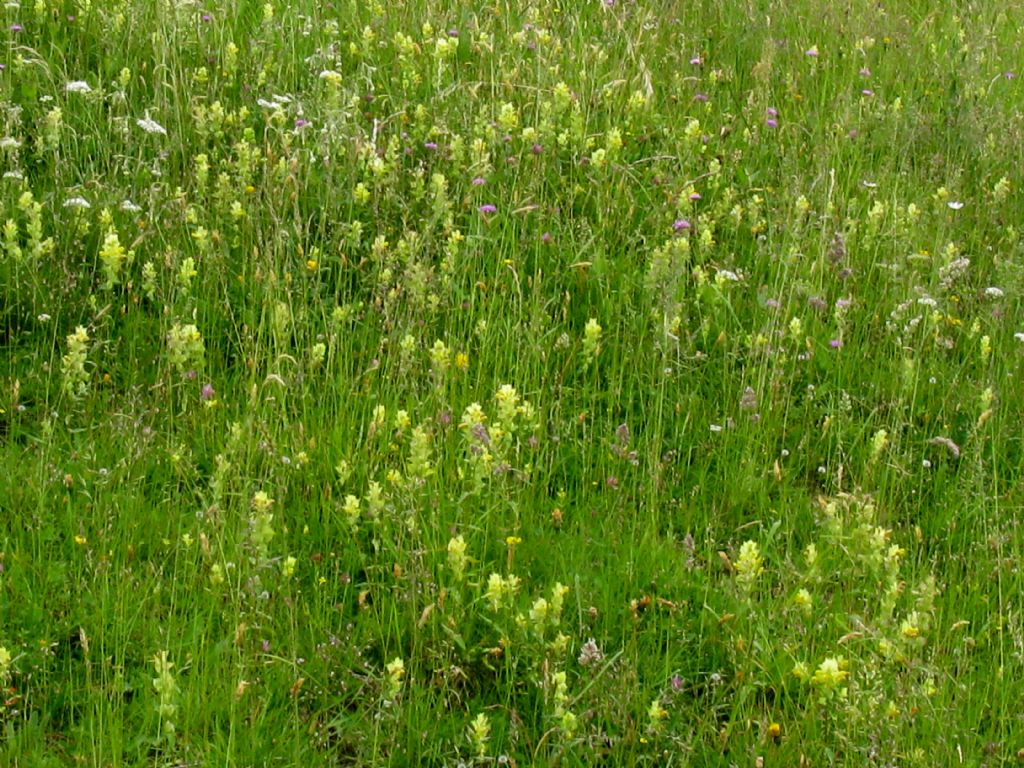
137,116,167,135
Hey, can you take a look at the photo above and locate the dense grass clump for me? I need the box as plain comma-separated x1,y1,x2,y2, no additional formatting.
2,1,1024,765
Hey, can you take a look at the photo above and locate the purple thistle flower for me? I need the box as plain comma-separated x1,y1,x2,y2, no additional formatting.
424,141,438,150
478,204,497,214
471,176,485,186
201,383,216,401
673,219,691,231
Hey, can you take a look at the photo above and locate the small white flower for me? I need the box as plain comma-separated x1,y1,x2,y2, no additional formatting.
984,286,1004,298
1015,332,1024,342
3,170,24,180
65,80,92,94
136,116,167,136
63,196,91,209
917,297,937,308
0,136,21,149
256,98,281,109
862,180,878,188
946,201,964,210
709,424,723,433
120,199,142,212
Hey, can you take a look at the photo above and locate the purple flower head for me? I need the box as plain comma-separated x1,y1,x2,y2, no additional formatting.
766,118,778,129
541,231,552,243
424,141,438,150
859,67,871,77
690,56,702,66
202,13,212,22
10,23,23,32
829,339,843,349
294,118,310,129
201,383,216,401
766,107,778,118
689,192,702,201
471,176,486,186
861,89,874,97
447,28,459,37
531,143,543,155
693,93,709,103
673,219,691,231
478,204,497,215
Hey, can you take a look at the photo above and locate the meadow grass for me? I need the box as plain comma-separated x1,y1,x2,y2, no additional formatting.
2,0,1024,765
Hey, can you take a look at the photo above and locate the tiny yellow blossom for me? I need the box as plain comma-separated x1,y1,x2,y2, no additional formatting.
811,657,848,689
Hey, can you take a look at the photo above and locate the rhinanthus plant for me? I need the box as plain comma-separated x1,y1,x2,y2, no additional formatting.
1,1,1022,765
